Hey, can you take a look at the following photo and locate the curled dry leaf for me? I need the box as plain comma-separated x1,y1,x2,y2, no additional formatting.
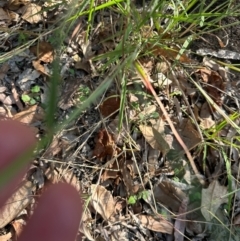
137,215,173,234
93,129,120,159
0,181,34,229
32,60,49,76
90,184,116,221
30,41,54,63
21,3,42,24
201,180,228,221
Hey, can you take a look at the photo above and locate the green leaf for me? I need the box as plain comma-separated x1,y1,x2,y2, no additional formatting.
140,190,149,201
128,195,137,205
31,85,40,93
29,98,36,105
21,94,31,103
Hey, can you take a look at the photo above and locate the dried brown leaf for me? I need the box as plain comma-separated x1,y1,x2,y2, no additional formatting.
90,184,115,220
0,8,11,21
153,181,186,212
0,181,34,228
139,122,170,155
45,167,81,193
99,96,120,118
32,60,49,76
30,41,54,63
21,3,42,24
201,180,228,221
149,45,191,63
178,119,201,150
93,129,120,158
195,68,225,106
13,104,44,124
75,60,91,73
137,215,173,234
7,0,30,11
0,64,9,81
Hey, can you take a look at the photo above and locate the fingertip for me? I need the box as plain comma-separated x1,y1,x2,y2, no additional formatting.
19,183,82,241
0,119,36,169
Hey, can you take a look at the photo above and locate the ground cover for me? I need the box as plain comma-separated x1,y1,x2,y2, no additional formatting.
1,0,240,240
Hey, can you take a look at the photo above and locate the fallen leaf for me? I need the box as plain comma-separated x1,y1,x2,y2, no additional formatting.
30,41,54,63
195,68,225,106
45,167,81,193
174,197,189,241
139,119,170,155
75,60,91,73
201,180,228,221
13,104,44,124
149,45,191,63
178,119,201,150
0,181,34,228
137,215,173,234
153,181,187,212
21,3,42,24
93,129,120,159
90,184,116,220
7,0,30,11
32,60,49,76
0,8,11,21
101,160,121,181
99,96,120,118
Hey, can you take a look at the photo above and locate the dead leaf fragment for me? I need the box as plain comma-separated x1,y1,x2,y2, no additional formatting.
137,215,173,234
139,122,170,155
13,104,44,124
99,96,120,118
0,64,9,81
93,129,120,158
201,180,228,221
90,184,116,220
21,3,42,24
45,167,81,193
30,41,54,63
195,68,225,106
0,8,11,21
153,181,187,212
32,60,49,76
0,181,34,228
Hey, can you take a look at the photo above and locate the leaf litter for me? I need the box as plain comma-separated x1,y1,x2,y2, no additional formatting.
1,0,240,240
